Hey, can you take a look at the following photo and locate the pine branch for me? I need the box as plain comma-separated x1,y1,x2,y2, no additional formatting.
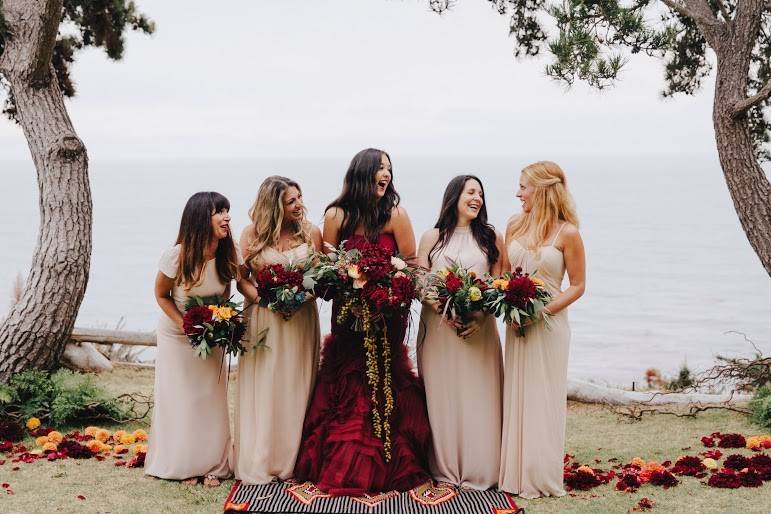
734,80,771,118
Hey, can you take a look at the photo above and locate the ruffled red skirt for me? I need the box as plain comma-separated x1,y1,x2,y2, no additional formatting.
293,309,431,495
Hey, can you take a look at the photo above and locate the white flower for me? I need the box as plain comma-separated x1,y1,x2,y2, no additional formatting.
391,256,407,270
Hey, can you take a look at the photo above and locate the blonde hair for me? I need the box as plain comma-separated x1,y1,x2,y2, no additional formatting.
508,161,579,250
245,176,312,269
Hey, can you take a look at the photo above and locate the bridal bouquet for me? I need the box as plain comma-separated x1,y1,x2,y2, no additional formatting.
254,262,314,320
423,264,489,336
182,296,247,359
483,267,552,336
304,237,419,462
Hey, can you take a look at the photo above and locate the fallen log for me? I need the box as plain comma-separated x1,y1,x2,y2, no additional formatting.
567,378,751,405
71,327,156,346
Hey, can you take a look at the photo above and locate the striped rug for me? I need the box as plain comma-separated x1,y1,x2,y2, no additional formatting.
223,480,523,514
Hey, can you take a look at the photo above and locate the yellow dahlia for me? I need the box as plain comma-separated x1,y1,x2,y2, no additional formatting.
576,465,595,475
133,429,148,442
95,429,110,442
492,279,509,291
468,286,482,302
42,442,58,452
531,277,545,288
26,417,41,430
47,431,63,444
120,433,136,445
35,436,49,447
631,457,646,468
84,426,99,437
703,458,718,470
113,444,128,454
747,435,771,451
133,444,148,455
86,440,104,453
112,430,127,443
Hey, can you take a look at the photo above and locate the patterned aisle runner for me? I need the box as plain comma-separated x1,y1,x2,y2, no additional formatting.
224,480,523,514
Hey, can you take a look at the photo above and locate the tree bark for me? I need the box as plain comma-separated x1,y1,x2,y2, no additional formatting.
705,0,771,276
0,0,91,382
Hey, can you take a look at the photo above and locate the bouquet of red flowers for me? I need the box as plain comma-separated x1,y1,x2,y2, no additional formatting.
483,267,552,336
304,237,418,462
182,296,247,358
424,264,489,336
254,262,313,320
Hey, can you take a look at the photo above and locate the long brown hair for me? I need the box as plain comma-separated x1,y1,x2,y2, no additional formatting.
429,175,499,268
175,192,240,289
325,148,400,241
245,176,312,269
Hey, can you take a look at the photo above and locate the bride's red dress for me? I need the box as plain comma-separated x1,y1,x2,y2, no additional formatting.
293,234,431,495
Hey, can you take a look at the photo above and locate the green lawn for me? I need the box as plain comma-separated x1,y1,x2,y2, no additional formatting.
1,366,769,514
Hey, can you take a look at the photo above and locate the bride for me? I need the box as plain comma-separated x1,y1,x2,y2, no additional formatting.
293,148,431,495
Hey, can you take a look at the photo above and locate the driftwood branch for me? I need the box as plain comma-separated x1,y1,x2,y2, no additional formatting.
607,402,751,422
71,327,156,347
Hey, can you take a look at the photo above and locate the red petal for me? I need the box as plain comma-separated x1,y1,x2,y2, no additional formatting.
76,495,86,500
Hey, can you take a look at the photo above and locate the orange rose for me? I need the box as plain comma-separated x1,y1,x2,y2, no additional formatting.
35,436,49,447
120,434,136,445
112,430,127,443
95,429,110,442
133,429,148,442
47,431,64,444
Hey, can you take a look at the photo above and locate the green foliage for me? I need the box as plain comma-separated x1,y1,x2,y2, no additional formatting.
0,369,133,426
749,386,771,429
0,1,154,120
667,362,694,391
465,0,771,160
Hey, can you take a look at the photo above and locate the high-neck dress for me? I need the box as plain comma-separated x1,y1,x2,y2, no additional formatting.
416,225,503,490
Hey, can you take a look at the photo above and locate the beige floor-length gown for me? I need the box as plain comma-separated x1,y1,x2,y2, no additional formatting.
416,225,503,490
234,243,320,484
499,224,570,498
145,245,233,480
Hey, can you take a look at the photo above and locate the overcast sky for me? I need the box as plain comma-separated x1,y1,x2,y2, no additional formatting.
0,0,719,161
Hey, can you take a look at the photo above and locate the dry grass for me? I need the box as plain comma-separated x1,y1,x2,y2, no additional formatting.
1,367,770,513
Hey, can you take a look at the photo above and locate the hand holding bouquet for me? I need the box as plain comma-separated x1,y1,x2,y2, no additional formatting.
182,296,247,359
254,262,314,320
424,264,489,338
483,267,552,336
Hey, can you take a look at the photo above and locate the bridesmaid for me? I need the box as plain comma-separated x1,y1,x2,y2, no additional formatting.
234,176,322,484
416,175,507,490
499,161,585,498
147,191,251,487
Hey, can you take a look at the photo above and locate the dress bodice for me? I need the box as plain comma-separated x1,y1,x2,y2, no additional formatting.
158,245,228,312
507,227,566,295
428,226,490,275
344,233,398,255
258,242,314,268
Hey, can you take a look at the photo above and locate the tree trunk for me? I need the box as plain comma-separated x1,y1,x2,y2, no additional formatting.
708,2,771,277
0,0,91,382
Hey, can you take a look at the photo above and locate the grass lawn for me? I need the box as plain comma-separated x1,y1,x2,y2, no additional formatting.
1,366,770,514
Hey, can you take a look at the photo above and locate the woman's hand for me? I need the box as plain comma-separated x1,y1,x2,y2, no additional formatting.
458,311,485,339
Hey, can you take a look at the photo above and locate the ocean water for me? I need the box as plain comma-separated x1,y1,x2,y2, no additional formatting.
1,156,770,386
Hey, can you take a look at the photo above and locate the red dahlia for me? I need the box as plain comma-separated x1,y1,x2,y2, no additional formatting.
182,305,213,336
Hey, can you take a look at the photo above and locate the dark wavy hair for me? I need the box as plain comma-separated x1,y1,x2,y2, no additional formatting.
325,148,400,241
428,175,499,268
175,191,239,289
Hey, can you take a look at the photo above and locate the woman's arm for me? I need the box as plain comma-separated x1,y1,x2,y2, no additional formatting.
237,226,259,305
390,206,417,261
492,230,509,277
154,272,183,330
543,224,585,315
416,229,439,271
322,207,344,248
310,224,323,252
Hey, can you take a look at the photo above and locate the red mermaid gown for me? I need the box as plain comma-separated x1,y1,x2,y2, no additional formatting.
293,234,431,495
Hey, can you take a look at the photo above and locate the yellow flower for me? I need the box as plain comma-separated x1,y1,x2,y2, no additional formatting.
112,430,127,443
747,435,771,451
702,458,718,470
42,442,58,452
26,417,41,430
120,433,136,445
531,277,545,288
113,444,128,454
95,429,111,442
436,268,450,278
35,436,49,447
218,307,235,320
468,286,482,302
84,426,99,437
101,444,113,453
576,465,595,475
133,444,148,455
86,440,104,453
47,431,63,444
492,279,509,291
133,429,148,442
631,457,646,468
